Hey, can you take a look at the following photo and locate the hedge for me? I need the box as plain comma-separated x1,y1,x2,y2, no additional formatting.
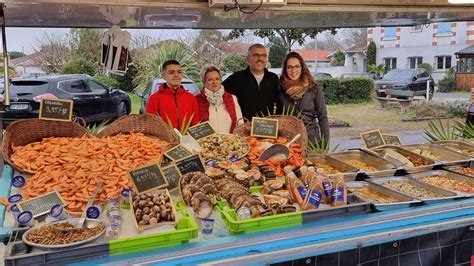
317,77,374,104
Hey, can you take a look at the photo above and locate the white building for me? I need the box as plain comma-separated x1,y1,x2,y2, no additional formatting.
368,22,474,82
11,52,45,76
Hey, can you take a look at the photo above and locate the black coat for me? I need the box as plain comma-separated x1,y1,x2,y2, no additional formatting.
223,67,281,120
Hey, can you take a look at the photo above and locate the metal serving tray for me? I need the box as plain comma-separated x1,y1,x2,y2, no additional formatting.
432,140,474,158
367,176,462,204
401,144,472,166
443,165,474,178
306,154,358,181
371,145,439,174
301,194,371,222
328,150,396,177
407,170,474,197
346,181,421,211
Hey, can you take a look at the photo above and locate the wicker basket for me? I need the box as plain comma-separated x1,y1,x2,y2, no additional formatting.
2,119,89,171
97,114,178,144
233,115,308,159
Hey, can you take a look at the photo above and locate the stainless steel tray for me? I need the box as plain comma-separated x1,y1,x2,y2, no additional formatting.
407,170,474,196
306,154,358,181
301,194,371,222
346,181,421,211
401,143,472,165
371,145,439,174
328,150,396,177
443,165,474,178
367,176,462,204
432,140,474,158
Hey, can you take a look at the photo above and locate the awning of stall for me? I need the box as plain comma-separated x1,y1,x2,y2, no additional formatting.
3,0,474,29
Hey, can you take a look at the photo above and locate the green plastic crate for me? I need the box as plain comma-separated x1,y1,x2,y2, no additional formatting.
109,207,198,256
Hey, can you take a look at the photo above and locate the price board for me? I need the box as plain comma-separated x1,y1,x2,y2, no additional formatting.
360,129,386,149
161,164,181,192
165,144,192,161
175,154,205,176
128,163,168,194
251,117,279,139
187,121,216,140
39,98,73,122
17,191,65,217
382,134,402,146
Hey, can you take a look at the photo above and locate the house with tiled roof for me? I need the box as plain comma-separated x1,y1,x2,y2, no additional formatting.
11,52,45,76
291,49,333,69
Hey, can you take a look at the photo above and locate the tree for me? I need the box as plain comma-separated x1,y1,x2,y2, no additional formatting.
228,29,336,52
60,56,96,76
331,50,345,66
8,51,26,60
368,64,386,79
268,37,286,68
367,41,376,66
34,32,70,74
0,65,17,77
304,31,343,51
340,28,367,48
418,63,433,75
221,53,247,73
68,28,102,73
184,30,227,67
134,40,200,90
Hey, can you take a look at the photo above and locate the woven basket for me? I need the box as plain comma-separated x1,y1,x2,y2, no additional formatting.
233,115,308,159
97,114,178,144
2,119,89,172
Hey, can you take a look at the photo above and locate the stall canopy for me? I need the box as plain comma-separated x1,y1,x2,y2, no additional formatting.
3,0,474,29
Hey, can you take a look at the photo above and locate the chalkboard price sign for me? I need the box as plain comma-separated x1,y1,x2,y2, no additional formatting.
175,154,205,175
382,134,402,146
360,130,386,149
39,99,73,122
251,117,279,139
161,164,181,192
128,163,168,194
187,121,216,140
17,191,65,217
165,144,192,161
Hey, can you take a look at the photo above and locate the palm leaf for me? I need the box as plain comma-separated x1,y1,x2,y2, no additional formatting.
423,119,461,141
307,137,339,155
87,119,110,136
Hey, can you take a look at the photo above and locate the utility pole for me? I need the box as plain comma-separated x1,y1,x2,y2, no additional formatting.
313,33,318,73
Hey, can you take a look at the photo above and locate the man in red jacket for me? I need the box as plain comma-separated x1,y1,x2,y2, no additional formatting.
146,60,200,129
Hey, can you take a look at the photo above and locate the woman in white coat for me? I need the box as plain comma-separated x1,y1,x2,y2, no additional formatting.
196,65,243,133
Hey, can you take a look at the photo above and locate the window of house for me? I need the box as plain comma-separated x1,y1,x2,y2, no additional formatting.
384,27,396,40
412,25,422,31
437,22,452,35
436,56,452,69
384,57,397,70
459,57,474,73
408,57,423,69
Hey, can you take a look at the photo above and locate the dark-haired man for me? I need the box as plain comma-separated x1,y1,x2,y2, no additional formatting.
146,60,200,129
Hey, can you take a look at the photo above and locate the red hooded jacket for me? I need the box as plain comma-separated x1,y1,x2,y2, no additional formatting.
145,83,200,129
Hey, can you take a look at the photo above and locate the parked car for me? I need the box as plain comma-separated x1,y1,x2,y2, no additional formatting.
138,78,200,114
341,72,376,79
1,74,131,129
313,72,332,78
375,68,434,99
467,103,474,125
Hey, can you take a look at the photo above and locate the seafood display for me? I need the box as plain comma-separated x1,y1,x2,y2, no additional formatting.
449,167,474,177
383,181,444,199
346,160,378,172
131,190,176,227
198,134,249,162
350,188,400,203
26,222,104,245
11,132,170,215
418,175,474,194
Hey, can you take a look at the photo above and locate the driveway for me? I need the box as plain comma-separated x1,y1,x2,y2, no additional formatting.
413,92,470,101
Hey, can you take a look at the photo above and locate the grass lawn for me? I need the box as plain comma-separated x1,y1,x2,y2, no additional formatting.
327,100,463,138
128,92,141,114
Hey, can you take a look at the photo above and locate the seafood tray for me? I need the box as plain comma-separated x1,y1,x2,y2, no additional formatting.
346,181,421,211
371,145,439,174
215,199,302,235
367,176,462,204
306,154,358,181
432,140,474,157
400,144,471,165
407,170,474,196
328,150,396,177
443,165,474,178
301,194,371,222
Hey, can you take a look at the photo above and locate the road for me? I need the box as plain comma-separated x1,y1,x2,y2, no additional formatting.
331,130,427,151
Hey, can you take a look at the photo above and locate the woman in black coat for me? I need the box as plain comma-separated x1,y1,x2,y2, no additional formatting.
279,52,330,145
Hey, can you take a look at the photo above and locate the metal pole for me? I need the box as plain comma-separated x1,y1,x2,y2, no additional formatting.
426,80,430,100
1,5,9,107
313,34,318,74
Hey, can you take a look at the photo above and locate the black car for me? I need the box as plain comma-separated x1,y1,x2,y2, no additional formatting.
467,103,474,125
1,74,131,128
375,69,435,99
138,78,200,114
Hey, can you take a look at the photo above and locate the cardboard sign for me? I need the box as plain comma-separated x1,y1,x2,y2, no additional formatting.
17,191,65,217
161,164,181,192
176,154,206,176
39,99,73,122
251,117,279,139
128,163,168,194
187,121,216,140
382,134,402,146
165,144,192,161
360,130,386,149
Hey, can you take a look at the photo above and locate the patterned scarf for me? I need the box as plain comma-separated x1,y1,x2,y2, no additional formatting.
204,85,225,106
282,77,310,101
